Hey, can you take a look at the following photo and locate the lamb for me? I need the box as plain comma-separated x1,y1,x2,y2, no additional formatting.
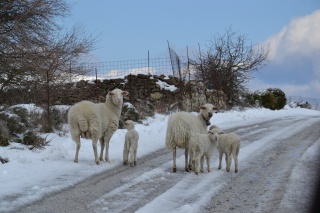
165,104,218,173
68,88,129,164
189,129,219,175
123,120,139,167
210,128,241,173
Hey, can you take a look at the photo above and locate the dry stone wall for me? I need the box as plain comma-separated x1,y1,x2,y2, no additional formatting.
1,74,226,114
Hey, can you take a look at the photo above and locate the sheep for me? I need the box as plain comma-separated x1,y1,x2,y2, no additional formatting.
123,120,139,167
189,129,219,175
165,104,218,173
210,128,240,173
68,88,129,164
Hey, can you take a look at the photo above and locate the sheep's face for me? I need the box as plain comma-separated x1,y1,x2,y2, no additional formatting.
124,120,134,130
208,129,219,143
200,104,215,125
108,89,129,106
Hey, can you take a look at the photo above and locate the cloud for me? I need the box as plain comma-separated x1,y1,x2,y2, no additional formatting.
253,9,320,99
265,9,320,63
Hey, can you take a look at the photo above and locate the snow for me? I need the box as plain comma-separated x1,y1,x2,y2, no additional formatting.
0,106,320,212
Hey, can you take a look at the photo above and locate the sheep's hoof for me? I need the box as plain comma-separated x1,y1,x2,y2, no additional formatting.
173,168,177,173
124,161,128,165
130,163,134,167
134,161,137,165
185,168,189,172
195,172,198,175
74,160,78,163
218,167,221,170
235,170,238,173
208,170,211,173
200,170,204,173
96,161,99,165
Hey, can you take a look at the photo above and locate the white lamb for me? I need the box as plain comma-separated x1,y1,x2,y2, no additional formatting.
68,88,129,164
165,104,217,173
210,128,241,173
123,120,139,167
189,129,219,175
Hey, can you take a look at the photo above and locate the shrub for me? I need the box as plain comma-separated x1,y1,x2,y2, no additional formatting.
261,88,287,110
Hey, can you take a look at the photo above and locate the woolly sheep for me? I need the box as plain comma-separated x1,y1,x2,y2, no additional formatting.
123,120,139,167
189,129,219,175
68,88,129,164
165,104,218,173
211,128,240,173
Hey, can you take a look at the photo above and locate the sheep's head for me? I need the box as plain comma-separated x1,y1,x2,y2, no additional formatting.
124,120,135,130
107,88,129,106
208,129,219,143
199,104,218,126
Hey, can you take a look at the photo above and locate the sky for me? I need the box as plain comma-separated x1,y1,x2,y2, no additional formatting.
63,0,320,99
1,104,320,212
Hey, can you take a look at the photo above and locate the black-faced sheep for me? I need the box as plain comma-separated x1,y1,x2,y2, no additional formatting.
165,104,218,173
123,120,139,167
68,88,129,164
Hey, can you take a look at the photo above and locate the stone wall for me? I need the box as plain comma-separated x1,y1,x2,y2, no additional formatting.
1,74,226,114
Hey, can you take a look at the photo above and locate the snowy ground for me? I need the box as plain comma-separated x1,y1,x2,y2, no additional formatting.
0,105,320,212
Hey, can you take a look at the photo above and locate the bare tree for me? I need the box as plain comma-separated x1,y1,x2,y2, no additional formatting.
0,0,96,131
195,28,269,107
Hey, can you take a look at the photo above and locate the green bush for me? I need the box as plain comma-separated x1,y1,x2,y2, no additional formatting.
261,88,287,110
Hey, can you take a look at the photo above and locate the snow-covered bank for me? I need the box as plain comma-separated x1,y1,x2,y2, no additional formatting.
1,106,320,212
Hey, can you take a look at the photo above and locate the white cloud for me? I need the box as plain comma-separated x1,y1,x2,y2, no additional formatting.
265,9,320,62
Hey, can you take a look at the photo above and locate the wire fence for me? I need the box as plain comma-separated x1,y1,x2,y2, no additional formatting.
77,57,178,81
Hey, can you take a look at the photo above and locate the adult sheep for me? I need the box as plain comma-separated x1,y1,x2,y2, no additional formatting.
210,127,241,173
68,88,129,164
165,104,217,173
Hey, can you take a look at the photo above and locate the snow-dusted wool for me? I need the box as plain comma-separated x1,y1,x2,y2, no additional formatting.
189,129,219,175
68,88,129,164
165,104,217,172
211,128,241,173
123,120,139,167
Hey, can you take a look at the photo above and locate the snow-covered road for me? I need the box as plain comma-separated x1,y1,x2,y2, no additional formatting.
13,115,320,213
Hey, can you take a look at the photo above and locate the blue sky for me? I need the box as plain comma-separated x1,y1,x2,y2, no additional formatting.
65,0,320,99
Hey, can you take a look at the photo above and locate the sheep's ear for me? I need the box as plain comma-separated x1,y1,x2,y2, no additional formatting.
213,107,219,111
122,91,129,96
108,91,114,95
219,131,225,134
200,106,206,110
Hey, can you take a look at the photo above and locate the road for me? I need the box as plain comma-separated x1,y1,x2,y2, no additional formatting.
13,115,320,213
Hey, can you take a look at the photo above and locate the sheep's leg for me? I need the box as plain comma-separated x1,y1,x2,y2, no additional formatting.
194,156,200,175
103,133,113,163
123,141,128,165
184,149,189,172
129,146,135,167
191,150,196,172
173,147,177,173
234,154,238,173
189,151,193,171
206,155,211,173
74,136,81,163
92,138,99,165
99,137,105,161
133,147,137,166
226,153,230,172
218,152,223,170
200,156,204,173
